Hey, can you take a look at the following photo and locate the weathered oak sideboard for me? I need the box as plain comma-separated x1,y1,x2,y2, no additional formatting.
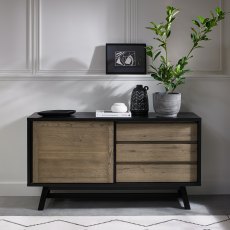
27,112,201,210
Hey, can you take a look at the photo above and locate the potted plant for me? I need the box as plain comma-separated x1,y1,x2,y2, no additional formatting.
146,6,225,117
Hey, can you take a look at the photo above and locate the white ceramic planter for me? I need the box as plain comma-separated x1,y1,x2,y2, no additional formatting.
153,92,181,117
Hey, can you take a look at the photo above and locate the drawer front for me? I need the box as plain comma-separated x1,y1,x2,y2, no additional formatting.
33,121,114,183
116,164,197,182
116,123,197,142
116,144,197,163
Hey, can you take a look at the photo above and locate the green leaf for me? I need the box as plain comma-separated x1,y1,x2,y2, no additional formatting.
153,51,161,61
150,65,158,72
192,20,200,27
145,45,153,50
167,15,172,22
197,16,205,24
210,11,215,19
151,73,161,81
191,27,197,34
146,26,156,31
154,37,164,43
150,22,157,27
203,18,209,24
166,6,173,14
170,17,176,23
172,10,179,17
215,7,221,15
145,46,153,57
191,33,195,41
176,64,181,72
160,56,166,63
146,51,153,57
166,30,171,38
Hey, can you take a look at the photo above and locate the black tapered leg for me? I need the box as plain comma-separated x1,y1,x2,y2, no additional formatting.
178,186,191,210
38,187,50,211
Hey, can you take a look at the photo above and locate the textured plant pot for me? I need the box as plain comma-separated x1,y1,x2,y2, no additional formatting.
153,92,181,117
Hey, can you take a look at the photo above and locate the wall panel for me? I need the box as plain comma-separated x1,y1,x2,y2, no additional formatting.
38,0,128,74
0,0,32,74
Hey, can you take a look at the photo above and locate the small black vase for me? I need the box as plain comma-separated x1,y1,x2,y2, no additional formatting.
130,85,149,116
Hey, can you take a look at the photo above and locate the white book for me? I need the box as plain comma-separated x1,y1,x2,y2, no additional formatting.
96,110,131,117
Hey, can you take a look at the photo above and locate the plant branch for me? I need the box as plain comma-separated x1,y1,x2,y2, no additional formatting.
146,6,226,93
186,7,225,60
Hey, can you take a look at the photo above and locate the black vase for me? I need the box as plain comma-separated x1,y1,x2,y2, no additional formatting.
130,85,149,116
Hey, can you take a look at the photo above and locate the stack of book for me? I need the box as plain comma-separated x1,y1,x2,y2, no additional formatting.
96,110,131,118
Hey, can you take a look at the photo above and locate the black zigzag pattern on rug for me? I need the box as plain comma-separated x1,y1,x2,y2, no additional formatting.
0,216,230,228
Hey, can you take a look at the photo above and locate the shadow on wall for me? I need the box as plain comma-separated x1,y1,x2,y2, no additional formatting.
47,46,106,73
88,46,105,74
0,79,135,114
77,83,133,111
53,58,88,71
35,81,133,111
41,46,106,74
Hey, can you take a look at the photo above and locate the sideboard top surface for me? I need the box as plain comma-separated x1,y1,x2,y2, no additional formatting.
27,112,201,122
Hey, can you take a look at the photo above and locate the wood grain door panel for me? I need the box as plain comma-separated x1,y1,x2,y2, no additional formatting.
33,121,114,183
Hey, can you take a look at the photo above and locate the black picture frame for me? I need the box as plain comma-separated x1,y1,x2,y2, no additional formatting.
106,43,146,74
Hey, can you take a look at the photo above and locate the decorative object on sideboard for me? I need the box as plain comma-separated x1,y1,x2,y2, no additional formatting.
96,110,131,118
130,85,149,116
153,92,181,118
37,110,76,117
111,103,128,113
146,6,226,117
106,43,146,74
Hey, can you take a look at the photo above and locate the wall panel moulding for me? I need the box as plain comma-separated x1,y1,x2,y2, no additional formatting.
34,0,132,77
0,0,33,76
0,0,226,80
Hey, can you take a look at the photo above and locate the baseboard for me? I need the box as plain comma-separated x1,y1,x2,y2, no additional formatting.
0,182,41,196
188,187,230,195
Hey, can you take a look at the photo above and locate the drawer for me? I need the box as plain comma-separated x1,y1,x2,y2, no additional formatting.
116,144,197,163
116,164,197,182
116,123,197,142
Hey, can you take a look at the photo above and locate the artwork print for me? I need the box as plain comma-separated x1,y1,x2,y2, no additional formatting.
115,51,136,67
106,44,146,74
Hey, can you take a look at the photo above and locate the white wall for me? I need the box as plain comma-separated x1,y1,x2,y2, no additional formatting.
0,0,229,196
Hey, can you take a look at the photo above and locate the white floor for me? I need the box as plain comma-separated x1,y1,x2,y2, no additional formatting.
0,196,230,229
0,195,230,216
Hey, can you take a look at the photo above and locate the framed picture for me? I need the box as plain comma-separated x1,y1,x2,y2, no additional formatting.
106,43,146,74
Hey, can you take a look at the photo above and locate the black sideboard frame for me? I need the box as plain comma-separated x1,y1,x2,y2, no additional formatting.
27,112,201,210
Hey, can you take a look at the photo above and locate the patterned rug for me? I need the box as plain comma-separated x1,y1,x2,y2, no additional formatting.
0,216,230,230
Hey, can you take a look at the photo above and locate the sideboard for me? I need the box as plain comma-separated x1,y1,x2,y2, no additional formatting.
27,112,201,210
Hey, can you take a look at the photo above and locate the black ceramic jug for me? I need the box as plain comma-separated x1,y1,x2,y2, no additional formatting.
130,85,149,116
